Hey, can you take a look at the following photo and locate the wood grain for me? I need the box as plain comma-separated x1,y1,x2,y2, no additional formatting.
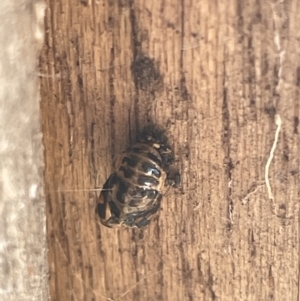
40,0,300,300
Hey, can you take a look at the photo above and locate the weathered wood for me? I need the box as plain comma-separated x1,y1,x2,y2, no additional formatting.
40,0,300,300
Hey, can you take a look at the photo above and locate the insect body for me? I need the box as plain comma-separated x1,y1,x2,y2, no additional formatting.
97,125,179,228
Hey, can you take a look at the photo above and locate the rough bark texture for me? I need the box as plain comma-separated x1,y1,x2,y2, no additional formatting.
40,0,300,300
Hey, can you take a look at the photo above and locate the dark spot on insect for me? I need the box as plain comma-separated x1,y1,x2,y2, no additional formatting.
106,216,120,227
97,203,106,219
125,212,146,227
126,210,146,219
109,201,120,218
129,198,154,207
123,217,135,227
143,189,159,199
146,152,162,166
119,166,135,178
99,174,116,206
131,200,161,228
116,177,128,204
122,156,138,167
141,162,161,177
135,218,150,228
128,199,139,207
138,175,159,186
129,188,142,198
108,173,119,186
131,146,147,153
131,55,162,91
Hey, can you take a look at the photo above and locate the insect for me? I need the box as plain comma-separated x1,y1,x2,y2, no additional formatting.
97,124,180,228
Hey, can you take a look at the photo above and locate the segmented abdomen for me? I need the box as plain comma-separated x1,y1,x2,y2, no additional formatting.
106,144,164,224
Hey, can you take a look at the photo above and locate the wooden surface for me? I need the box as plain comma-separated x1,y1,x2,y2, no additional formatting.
40,0,300,300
